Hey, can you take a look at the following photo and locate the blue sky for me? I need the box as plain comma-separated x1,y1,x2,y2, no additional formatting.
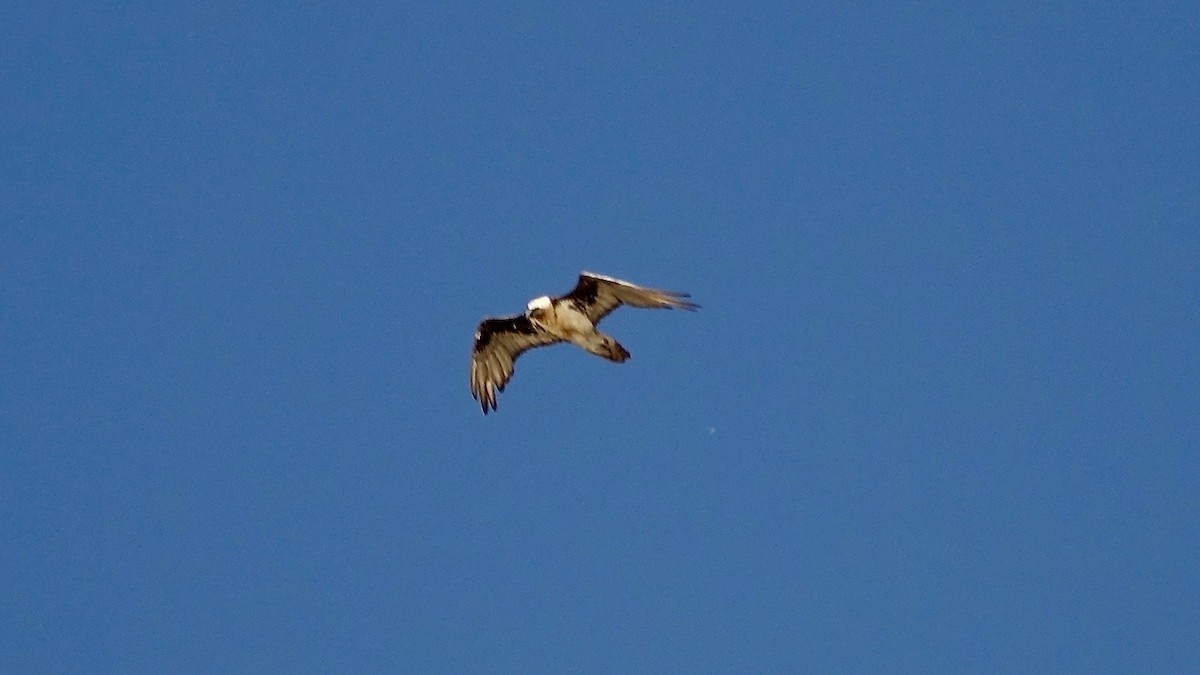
3,2,1198,672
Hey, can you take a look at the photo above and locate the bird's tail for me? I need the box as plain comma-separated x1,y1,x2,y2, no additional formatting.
606,339,631,363
586,334,630,363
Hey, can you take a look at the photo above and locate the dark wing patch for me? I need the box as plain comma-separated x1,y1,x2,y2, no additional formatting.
559,271,699,324
471,315,562,414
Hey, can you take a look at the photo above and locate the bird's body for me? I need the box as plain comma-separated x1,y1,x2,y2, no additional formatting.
525,293,630,362
470,272,698,414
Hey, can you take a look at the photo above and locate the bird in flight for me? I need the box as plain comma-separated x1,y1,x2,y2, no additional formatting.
470,271,699,414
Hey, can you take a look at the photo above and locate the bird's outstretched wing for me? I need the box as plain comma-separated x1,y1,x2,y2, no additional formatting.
470,315,562,414
559,271,700,324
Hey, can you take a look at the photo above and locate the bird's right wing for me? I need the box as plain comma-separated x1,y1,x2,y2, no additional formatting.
471,315,562,414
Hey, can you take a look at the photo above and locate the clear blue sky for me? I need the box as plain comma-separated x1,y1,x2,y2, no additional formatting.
4,2,1198,672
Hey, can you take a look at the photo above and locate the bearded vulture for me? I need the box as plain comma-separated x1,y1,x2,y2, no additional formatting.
470,271,699,414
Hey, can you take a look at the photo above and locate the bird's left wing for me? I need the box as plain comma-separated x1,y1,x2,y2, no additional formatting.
471,315,562,414
560,272,699,324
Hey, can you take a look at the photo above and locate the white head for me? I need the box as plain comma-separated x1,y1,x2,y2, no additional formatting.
526,295,553,315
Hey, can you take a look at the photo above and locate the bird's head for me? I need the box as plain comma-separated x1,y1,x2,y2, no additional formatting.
526,295,552,317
